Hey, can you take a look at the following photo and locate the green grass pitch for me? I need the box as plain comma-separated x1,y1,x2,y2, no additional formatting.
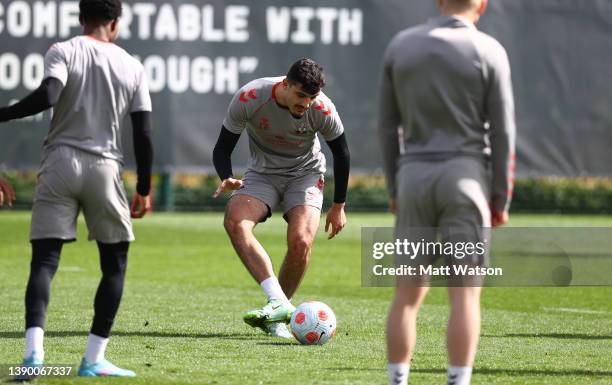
0,211,611,384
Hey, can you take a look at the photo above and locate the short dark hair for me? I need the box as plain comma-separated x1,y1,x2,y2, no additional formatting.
79,0,122,25
286,58,325,95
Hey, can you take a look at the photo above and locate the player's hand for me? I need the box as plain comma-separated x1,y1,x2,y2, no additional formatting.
212,178,243,198
389,197,397,214
492,209,509,227
325,202,346,240
130,193,151,219
0,177,15,208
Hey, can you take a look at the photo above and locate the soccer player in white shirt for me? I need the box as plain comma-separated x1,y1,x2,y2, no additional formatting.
0,0,153,378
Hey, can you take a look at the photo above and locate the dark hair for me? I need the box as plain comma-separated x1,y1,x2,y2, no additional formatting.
286,58,325,95
79,0,122,25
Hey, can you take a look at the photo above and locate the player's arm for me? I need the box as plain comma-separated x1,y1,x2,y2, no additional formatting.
128,66,154,219
213,125,240,181
0,77,64,122
0,77,62,205
324,133,350,239
212,85,250,198
129,111,153,218
0,43,67,123
377,42,403,211
212,125,243,198
326,133,350,204
317,97,349,239
486,46,516,226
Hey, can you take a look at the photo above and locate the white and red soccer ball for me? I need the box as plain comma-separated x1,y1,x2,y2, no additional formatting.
290,301,337,345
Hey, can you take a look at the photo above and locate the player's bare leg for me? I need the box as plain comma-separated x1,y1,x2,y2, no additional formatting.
387,285,429,362
444,286,481,384
223,195,273,283
447,286,481,365
278,205,321,299
386,285,429,384
225,195,294,337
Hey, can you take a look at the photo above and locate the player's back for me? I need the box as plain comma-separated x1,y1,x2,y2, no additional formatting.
44,36,149,162
384,15,508,160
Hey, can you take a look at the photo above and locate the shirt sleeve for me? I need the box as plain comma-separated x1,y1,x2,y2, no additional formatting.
486,44,516,212
222,87,250,135
316,98,344,141
377,40,403,198
130,66,153,112
43,43,69,85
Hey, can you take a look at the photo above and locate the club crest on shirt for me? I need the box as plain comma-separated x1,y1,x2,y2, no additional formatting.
294,121,310,136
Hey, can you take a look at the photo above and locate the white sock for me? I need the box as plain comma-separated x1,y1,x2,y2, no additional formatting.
260,276,289,303
85,334,109,364
25,327,44,359
387,362,409,385
448,366,472,385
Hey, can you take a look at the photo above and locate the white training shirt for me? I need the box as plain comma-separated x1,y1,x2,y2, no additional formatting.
43,35,152,162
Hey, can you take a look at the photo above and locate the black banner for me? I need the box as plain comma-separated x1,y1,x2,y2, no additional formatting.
1,0,611,176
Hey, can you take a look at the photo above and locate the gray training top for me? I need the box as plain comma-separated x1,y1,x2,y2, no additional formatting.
378,15,516,212
223,77,344,177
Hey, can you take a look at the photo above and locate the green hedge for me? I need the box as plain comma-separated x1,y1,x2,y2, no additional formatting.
511,178,612,213
3,172,612,213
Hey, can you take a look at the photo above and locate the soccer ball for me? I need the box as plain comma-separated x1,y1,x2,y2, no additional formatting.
290,301,337,345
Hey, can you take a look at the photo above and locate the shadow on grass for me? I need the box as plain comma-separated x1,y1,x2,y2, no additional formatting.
483,333,612,340
0,331,257,340
326,367,612,377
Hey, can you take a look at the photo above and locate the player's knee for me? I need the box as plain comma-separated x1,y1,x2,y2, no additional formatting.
394,286,429,308
223,216,252,237
448,287,481,308
30,239,62,275
98,242,128,275
100,255,127,276
288,234,313,257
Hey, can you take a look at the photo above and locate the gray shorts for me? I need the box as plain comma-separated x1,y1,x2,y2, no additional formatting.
30,146,134,243
232,171,324,220
395,156,491,283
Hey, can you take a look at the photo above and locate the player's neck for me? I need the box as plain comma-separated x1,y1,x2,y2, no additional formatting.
83,26,114,43
441,8,480,24
453,11,479,24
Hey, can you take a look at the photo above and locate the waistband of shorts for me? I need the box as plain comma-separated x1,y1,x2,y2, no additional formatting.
400,152,488,164
43,145,121,164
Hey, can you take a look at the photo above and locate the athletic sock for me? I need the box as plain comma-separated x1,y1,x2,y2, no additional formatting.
24,327,44,359
387,362,409,385
260,276,289,304
447,366,472,385
84,333,109,364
